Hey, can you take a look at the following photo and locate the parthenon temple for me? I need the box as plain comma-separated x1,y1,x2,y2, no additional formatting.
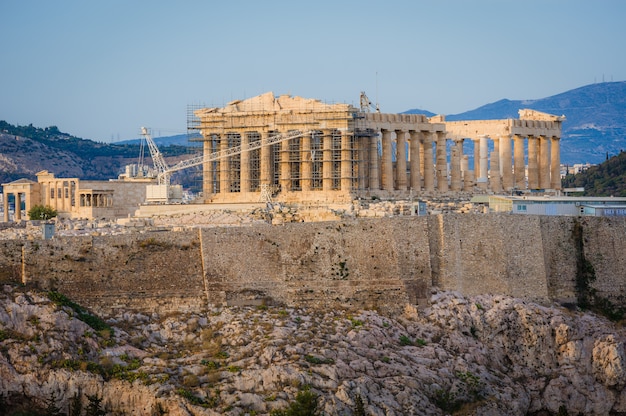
193,92,565,204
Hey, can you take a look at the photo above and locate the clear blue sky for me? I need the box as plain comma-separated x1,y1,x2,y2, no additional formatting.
1,0,625,142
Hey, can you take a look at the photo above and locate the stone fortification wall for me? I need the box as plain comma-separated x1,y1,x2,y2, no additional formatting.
1,215,625,316
199,218,432,313
575,216,626,305
17,231,205,315
431,214,551,302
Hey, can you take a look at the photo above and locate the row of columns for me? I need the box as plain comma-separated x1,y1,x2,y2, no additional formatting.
202,128,561,197
2,192,26,222
373,129,561,193
205,129,355,195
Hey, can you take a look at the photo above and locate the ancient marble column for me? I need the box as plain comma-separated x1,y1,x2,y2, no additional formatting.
539,135,551,189
3,192,9,222
240,133,250,193
409,131,422,192
462,155,473,191
527,135,539,189
369,133,380,190
323,130,333,191
341,131,352,191
513,134,525,189
478,136,488,190
550,136,561,190
395,129,407,191
490,151,501,192
490,137,501,192
472,139,480,179
260,132,272,186
500,134,513,191
423,132,435,192
436,132,448,192
220,135,230,193
381,129,394,191
15,193,21,221
301,132,312,192
280,135,291,192
450,139,463,192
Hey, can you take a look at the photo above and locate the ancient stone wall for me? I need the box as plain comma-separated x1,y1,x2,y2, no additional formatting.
432,214,551,303
19,231,205,315
199,219,432,313
1,215,625,316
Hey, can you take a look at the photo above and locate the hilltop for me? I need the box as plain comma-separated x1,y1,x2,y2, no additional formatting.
405,81,626,165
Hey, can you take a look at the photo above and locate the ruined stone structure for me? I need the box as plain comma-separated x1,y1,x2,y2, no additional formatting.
193,93,564,204
1,215,624,316
2,170,152,222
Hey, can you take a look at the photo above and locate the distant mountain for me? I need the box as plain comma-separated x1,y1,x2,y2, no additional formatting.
405,81,626,165
0,121,200,189
115,133,202,147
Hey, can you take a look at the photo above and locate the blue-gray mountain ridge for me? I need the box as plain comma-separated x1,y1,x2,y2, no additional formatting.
404,81,626,165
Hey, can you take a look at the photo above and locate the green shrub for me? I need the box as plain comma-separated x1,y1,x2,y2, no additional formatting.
28,204,57,220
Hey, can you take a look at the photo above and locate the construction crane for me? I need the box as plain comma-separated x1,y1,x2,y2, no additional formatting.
141,127,171,185
156,129,318,185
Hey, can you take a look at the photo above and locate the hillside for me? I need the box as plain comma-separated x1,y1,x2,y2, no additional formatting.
0,121,201,189
405,81,626,165
2,286,626,415
562,150,626,196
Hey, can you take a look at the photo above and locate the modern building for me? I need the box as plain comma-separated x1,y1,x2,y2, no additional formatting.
488,195,626,216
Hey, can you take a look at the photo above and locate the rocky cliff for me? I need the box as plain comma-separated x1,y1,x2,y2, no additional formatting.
2,285,626,415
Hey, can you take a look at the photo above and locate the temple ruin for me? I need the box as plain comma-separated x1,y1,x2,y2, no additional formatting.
192,92,564,204
2,92,565,221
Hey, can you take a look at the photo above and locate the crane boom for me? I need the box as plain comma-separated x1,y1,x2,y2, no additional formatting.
141,127,171,185
157,129,318,183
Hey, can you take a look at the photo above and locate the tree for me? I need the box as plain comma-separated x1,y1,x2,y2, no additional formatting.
43,391,63,416
28,204,57,220
353,394,366,416
270,387,319,416
85,394,106,416
69,390,83,416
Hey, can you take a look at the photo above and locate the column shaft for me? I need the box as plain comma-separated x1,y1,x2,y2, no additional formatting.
341,132,352,191
409,131,422,192
550,136,561,190
301,132,312,191
381,129,394,191
220,135,230,193
539,136,550,189
395,130,407,191
281,136,291,191
527,136,539,189
450,139,462,191
369,134,380,190
423,132,435,191
3,192,9,222
500,135,513,190
436,132,448,192
240,133,250,192
490,137,501,192
260,132,272,185
513,134,525,189
478,136,488,190
323,130,333,191
15,193,21,221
